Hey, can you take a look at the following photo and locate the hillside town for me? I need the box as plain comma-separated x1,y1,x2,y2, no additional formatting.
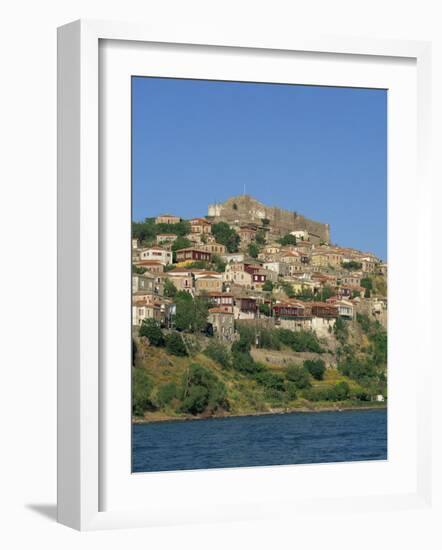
132,195,387,340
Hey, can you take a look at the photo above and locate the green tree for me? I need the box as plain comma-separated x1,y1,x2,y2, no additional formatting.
132,264,147,274
180,363,228,414
212,222,240,252
278,329,323,353
286,364,311,389
304,359,326,380
174,291,209,333
316,286,334,301
157,382,178,407
278,234,297,246
172,236,192,253
259,303,271,317
163,278,177,297
342,260,362,270
334,381,350,400
212,254,227,273
262,280,274,292
131,218,157,243
132,367,155,416
247,242,259,258
139,318,165,346
257,328,281,350
287,382,298,400
255,229,266,245
131,219,191,243
231,335,252,354
165,332,188,356
204,341,231,369
280,281,296,298
333,316,348,344
361,277,373,291
155,220,190,236
254,370,285,391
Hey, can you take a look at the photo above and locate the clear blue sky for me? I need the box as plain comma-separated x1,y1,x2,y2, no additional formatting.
132,77,387,260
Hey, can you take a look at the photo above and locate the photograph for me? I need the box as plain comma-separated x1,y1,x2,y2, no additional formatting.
130,76,388,473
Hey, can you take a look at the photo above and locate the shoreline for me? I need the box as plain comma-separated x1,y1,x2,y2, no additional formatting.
133,403,387,425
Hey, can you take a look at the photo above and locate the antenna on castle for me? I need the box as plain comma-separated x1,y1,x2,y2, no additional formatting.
243,183,246,196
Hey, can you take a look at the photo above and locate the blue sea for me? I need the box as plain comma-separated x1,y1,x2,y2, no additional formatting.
132,408,387,473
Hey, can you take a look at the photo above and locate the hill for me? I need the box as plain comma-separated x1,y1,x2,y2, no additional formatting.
132,314,387,422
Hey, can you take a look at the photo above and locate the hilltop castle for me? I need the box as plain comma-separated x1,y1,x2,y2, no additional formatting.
207,195,330,244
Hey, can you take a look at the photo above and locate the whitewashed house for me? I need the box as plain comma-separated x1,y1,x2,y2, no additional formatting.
139,246,173,265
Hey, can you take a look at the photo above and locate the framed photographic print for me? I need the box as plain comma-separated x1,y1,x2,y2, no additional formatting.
130,76,388,473
57,20,433,530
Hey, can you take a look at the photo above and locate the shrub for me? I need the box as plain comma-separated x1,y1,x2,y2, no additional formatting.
263,388,286,404
361,277,373,291
212,254,227,273
262,280,274,292
302,387,337,402
180,364,228,414
174,291,209,333
356,313,371,333
286,382,298,400
132,219,190,242
247,242,259,258
258,328,280,350
171,236,192,252
278,329,323,353
165,332,188,356
304,359,326,380
157,382,178,407
132,264,147,274
254,370,285,392
204,341,231,369
232,331,253,353
334,381,350,400
280,281,296,298
278,329,297,347
181,385,209,414
163,278,177,297
278,234,297,246
259,303,271,317
342,261,362,270
286,364,311,389
231,350,261,375
333,316,348,344
212,222,240,252
139,318,165,346
132,368,155,416
255,229,266,245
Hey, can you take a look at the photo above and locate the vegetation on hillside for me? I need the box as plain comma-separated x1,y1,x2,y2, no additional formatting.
133,311,386,421
211,222,240,252
132,218,190,244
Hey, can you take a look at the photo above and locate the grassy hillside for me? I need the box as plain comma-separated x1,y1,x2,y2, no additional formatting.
133,316,387,422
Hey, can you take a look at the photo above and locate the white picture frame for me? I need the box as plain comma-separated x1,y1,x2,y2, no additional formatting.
57,19,433,531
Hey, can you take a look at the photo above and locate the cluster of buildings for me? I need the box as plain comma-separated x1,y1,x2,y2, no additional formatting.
132,203,387,342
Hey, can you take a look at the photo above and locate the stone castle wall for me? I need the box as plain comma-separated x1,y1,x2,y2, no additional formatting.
208,195,330,243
